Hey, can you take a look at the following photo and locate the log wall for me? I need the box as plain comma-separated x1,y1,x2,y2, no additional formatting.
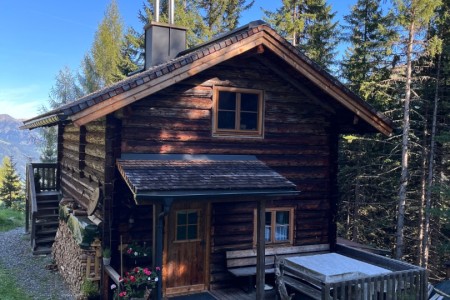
120,56,334,289
60,119,106,215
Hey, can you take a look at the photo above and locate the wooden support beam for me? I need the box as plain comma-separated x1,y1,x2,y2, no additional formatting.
155,203,164,300
256,199,266,299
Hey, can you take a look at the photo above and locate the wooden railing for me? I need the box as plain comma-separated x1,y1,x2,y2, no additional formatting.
323,269,426,300
25,163,58,243
31,163,58,191
281,244,427,300
332,244,428,299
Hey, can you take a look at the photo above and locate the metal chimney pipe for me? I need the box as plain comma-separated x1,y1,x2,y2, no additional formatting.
154,0,160,22
169,0,175,24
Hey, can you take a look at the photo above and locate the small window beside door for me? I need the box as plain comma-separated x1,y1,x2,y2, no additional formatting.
175,210,200,242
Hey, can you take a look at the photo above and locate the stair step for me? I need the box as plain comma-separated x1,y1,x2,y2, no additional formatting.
37,198,59,204
33,246,52,255
35,220,59,228
35,236,55,244
36,228,57,235
36,191,60,197
36,213,59,219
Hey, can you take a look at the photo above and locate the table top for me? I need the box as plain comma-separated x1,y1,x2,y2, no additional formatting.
283,253,391,283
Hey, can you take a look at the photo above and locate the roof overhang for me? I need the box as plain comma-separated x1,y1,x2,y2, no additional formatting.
21,21,393,136
20,113,66,129
117,154,299,205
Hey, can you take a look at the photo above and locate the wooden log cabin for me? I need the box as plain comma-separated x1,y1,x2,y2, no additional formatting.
21,20,426,300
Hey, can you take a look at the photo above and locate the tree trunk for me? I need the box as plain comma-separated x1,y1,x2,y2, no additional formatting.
417,111,428,266
396,20,415,260
423,52,442,268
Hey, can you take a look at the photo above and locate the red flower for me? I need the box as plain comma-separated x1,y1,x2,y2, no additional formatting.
134,267,139,273
127,248,132,254
130,275,136,282
119,291,127,297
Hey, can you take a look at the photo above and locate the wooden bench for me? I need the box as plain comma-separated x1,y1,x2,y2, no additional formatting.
226,244,329,292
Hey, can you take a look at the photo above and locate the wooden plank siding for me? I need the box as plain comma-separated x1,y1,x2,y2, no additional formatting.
118,56,334,289
60,119,107,214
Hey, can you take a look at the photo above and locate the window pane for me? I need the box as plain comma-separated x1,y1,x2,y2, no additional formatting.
177,225,187,240
178,212,187,225
218,91,236,110
218,111,236,129
276,211,289,225
241,93,259,111
240,112,257,130
187,225,198,239
275,211,289,241
265,225,271,242
188,212,198,224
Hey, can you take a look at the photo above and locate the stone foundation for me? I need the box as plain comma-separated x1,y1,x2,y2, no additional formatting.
52,220,101,298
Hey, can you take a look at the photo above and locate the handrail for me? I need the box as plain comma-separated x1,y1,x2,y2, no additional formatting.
105,265,121,286
31,162,58,191
27,163,37,214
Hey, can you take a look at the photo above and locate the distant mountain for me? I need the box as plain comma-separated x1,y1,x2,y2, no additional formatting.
0,114,40,179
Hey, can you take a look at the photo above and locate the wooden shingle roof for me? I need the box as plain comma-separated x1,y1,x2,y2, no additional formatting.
116,157,298,203
22,20,393,136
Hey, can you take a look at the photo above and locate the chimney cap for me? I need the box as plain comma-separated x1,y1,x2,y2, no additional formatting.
144,21,187,32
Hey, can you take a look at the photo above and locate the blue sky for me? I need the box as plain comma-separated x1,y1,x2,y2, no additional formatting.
0,0,357,120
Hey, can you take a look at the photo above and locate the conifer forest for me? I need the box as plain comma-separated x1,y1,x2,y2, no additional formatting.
42,0,450,281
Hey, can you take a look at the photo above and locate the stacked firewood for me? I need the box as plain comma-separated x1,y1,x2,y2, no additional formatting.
52,221,98,297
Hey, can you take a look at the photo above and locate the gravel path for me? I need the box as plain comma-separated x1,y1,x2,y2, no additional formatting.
0,227,75,300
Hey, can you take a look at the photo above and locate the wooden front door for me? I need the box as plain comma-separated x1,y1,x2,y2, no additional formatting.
164,201,209,295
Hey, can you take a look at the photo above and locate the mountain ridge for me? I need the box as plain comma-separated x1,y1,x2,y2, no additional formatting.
0,114,40,178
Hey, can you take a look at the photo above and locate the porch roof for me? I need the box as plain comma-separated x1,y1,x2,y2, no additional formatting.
116,155,298,204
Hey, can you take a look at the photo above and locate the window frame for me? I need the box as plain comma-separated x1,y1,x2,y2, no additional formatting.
212,86,264,137
253,207,295,246
174,209,201,243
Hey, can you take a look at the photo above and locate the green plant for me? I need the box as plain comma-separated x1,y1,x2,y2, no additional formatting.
0,208,24,232
112,266,160,299
81,279,99,299
103,247,111,258
125,242,151,258
0,263,31,299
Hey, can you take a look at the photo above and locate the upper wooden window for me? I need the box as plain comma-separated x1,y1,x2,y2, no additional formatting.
254,208,294,246
175,209,200,242
213,87,264,137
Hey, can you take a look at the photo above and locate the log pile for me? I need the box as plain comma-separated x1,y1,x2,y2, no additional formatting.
52,221,100,298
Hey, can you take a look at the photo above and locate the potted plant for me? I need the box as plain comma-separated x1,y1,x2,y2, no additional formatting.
124,242,151,267
112,266,160,299
81,279,100,300
103,247,111,266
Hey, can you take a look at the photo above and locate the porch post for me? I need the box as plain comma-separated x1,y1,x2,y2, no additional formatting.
155,198,173,300
256,199,266,299
155,203,164,300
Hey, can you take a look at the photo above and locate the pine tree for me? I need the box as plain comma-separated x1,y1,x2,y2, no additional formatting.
341,0,396,100
394,0,442,260
79,54,102,94
198,0,254,40
299,0,339,71
0,157,22,209
39,66,82,162
264,0,338,72
91,0,127,86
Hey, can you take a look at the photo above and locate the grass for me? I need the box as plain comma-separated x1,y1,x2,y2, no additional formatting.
0,208,24,232
0,263,31,300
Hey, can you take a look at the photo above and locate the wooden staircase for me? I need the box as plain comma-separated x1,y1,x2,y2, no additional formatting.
25,163,60,255
33,191,60,254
